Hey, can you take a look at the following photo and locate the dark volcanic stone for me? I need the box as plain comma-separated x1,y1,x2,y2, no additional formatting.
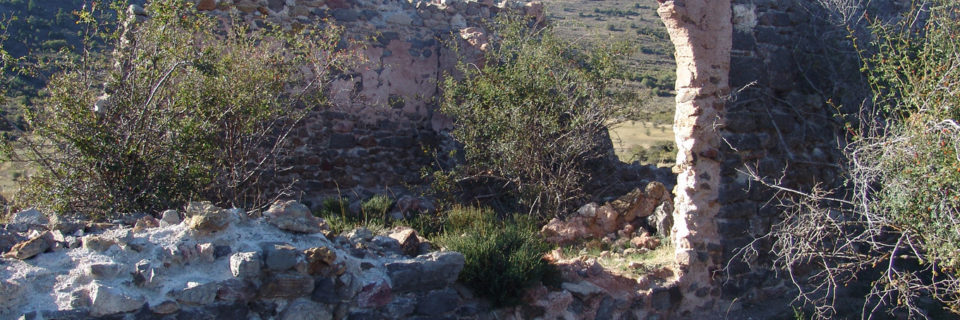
329,133,357,149
311,277,339,304
259,273,314,299
416,288,459,316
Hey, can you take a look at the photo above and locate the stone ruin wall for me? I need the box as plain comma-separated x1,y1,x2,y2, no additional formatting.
185,0,544,204
0,0,895,318
657,0,900,317
194,0,868,316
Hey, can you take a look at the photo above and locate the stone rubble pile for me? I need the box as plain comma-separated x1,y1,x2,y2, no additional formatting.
2,193,689,320
0,201,471,319
540,182,674,248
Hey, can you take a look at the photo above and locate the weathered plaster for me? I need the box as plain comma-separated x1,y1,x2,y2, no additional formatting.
658,0,731,315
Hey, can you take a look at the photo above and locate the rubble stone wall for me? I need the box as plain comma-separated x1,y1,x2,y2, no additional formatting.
717,0,850,310
658,0,906,317
185,0,543,201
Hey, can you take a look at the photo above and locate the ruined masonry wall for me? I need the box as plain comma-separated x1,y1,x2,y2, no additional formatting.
187,0,542,201
658,0,862,317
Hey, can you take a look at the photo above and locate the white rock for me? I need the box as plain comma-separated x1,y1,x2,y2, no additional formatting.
7,208,48,232
160,209,181,226
88,282,145,316
230,251,263,278
10,208,48,225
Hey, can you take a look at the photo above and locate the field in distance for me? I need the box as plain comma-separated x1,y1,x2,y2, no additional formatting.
542,0,676,164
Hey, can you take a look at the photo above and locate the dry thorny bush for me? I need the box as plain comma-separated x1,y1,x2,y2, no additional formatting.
730,0,960,319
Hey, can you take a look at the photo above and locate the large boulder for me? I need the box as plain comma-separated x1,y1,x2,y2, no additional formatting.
230,251,263,279
648,201,675,238
264,200,330,234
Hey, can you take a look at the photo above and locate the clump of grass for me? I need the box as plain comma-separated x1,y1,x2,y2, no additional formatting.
393,212,445,239
360,194,392,219
436,206,558,307
314,195,393,235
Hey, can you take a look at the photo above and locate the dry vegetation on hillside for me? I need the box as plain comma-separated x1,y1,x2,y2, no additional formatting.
543,0,677,163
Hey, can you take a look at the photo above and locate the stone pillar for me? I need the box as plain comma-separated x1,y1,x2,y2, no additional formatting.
657,0,731,315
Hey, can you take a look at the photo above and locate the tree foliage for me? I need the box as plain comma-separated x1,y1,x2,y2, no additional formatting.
438,15,633,218
5,0,359,219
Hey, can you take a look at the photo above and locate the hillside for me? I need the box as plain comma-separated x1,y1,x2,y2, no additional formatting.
543,0,676,163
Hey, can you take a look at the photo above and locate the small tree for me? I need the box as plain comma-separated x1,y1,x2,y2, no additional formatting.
439,15,633,218
5,0,359,219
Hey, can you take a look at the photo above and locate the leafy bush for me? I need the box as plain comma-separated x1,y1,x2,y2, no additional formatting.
5,0,358,219
439,14,632,218
436,206,557,307
751,1,960,317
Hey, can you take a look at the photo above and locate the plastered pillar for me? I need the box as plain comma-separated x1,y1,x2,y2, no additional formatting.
657,0,731,315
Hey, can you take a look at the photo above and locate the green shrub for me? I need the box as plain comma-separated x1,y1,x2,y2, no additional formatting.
319,197,349,217
436,206,557,307
5,0,358,219
39,39,68,51
361,195,393,219
395,212,446,238
759,1,960,317
864,0,960,281
629,141,676,165
439,14,632,218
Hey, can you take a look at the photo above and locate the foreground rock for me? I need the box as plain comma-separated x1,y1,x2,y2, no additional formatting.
0,201,475,319
2,231,52,260
264,200,330,234
6,208,49,232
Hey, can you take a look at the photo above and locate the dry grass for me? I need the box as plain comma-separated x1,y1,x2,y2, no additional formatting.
608,120,674,162
0,150,34,202
557,238,676,279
